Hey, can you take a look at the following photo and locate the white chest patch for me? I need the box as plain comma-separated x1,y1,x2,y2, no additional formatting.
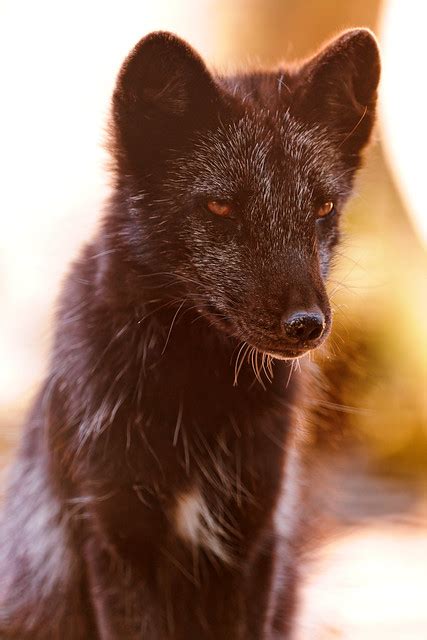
174,488,231,564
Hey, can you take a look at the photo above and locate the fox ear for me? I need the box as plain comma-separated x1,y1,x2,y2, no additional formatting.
112,31,221,170
292,29,380,160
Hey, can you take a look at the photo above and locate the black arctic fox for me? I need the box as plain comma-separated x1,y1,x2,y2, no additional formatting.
0,29,380,639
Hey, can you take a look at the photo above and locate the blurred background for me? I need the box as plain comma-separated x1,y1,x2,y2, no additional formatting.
0,1,426,638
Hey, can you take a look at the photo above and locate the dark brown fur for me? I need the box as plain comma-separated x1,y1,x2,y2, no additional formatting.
0,30,380,639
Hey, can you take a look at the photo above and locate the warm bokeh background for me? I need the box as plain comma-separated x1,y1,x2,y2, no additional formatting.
1,1,426,638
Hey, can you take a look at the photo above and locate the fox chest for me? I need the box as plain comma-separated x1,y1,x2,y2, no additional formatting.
87,411,290,569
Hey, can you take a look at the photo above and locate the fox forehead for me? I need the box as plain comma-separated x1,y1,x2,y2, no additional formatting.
171,112,347,210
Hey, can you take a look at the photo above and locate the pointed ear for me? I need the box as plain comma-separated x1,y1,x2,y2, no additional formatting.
292,29,380,160
112,32,221,171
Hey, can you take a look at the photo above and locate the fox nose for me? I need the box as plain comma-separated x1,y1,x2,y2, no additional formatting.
282,309,325,343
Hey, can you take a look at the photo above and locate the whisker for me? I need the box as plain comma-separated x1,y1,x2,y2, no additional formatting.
285,360,296,388
233,342,250,386
161,299,187,355
173,399,184,447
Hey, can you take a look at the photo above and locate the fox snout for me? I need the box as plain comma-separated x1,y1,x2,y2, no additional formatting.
273,280,332,356
269,300,331,358
235,271,333,358
281,307,326,344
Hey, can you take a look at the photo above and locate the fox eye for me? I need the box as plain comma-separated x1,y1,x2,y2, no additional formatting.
207,200,234,218
317,201,335,219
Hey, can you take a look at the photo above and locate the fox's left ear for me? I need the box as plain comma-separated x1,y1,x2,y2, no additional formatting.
292,29,380,160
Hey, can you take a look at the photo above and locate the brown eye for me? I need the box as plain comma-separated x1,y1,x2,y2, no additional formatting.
207,200,233,217
317,201,335,219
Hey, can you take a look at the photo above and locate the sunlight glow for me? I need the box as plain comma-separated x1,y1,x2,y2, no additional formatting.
380,0,427,247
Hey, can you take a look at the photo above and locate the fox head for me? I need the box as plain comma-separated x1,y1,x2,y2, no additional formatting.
109,29,380,359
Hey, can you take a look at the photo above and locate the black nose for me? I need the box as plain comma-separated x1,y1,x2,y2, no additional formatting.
282,310,325,343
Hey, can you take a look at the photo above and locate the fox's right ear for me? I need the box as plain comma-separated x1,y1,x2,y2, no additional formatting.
291,29,380,162
112,32,221,171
